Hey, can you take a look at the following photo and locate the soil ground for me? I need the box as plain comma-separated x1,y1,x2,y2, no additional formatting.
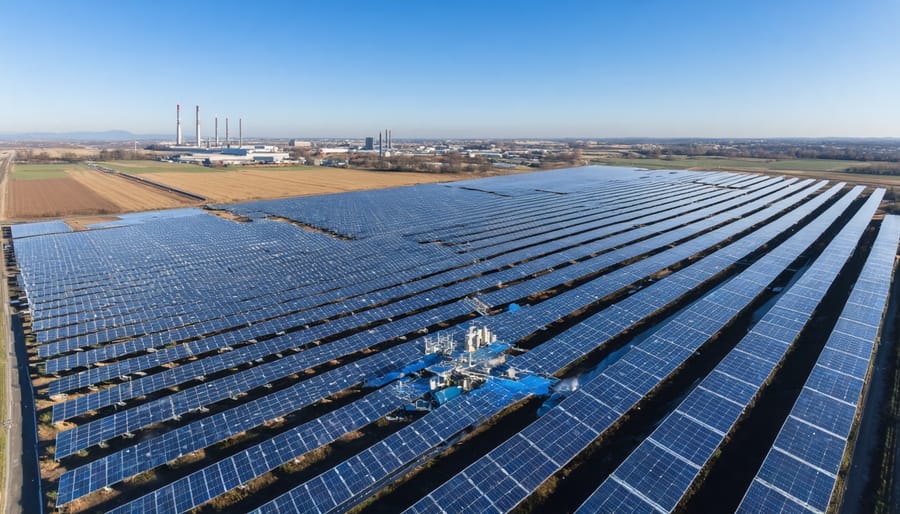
143,167,472,203
2,161,479,219
5,178,118,218
66,169,192,211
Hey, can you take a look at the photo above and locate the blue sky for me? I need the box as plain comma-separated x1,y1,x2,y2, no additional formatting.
1,0,898,138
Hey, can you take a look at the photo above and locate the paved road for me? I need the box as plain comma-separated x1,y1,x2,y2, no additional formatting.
0,151,12,219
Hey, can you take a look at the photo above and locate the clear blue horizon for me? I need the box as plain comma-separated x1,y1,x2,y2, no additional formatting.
2,0,898,138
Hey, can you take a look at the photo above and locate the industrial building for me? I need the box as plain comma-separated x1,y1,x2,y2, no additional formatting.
166,105,291,166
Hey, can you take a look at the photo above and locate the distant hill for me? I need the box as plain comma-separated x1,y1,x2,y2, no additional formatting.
0,130,170,142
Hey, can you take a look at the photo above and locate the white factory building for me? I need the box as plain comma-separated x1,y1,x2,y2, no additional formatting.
170,146,291,166
168,104,292,166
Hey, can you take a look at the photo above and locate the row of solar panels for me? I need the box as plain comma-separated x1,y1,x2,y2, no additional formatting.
577,189,885,512
43,177,773,372
16,169,893,514
256,187,893,514
404,185,867,513
53,176,835,505
47,174,824,498
50,179,811,429
31,179,715,348
737,214,900,514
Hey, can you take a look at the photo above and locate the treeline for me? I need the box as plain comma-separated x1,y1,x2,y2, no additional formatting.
635,142,900,162
844,164,900,176
349,152,493,173
15,148,152,163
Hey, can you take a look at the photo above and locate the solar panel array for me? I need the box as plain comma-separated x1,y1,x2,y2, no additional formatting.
737,214,900,514
9,219,72,239
406,186,863,513
9,166,894,514
576,189,885,513
51,176,833,506
52,177,830,506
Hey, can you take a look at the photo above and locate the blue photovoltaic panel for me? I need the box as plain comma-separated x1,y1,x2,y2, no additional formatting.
11,220,73,239
577,188,880,513
16,169,877,514
406,185,857,514
56,180,816,492
738,214,900,514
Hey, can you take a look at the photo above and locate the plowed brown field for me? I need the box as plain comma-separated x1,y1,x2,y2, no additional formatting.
146,168,470,203
6,178,119,218
67,169,195,211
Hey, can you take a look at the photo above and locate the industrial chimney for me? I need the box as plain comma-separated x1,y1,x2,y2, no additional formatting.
195,105,201,147
215,116,219,147
176,104,183,145
225,117,230,148
239,118,243,148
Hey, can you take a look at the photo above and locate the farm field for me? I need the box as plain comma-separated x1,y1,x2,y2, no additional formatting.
2,163,197,220
126,165,472,203
6,178,119,218
66,169,192,211
98,160,214,174
2,161,473,219
8,163,71,180
7,167,899,514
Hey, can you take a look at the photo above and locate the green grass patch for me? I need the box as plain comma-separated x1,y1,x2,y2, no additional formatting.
10,163,78,180
103,161,330,174
244,165,320,172
766,159,868,172
100,160,215,174
592,156,869,173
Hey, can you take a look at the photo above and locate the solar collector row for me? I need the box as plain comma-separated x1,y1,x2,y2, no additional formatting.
96,175,824,508
34,181,722,350
405,186,860,514
52,176,800,404
577,189,884,513
44,178,768,370
737,214,900,514
51,178,824,498
32,179,719,332
57,379,419,506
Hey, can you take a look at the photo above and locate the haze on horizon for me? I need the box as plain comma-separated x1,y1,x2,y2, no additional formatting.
1,0,898,139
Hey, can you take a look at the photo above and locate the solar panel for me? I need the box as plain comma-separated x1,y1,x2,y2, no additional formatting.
577,189,881,513
406,185,859,514
737,214,900,513
16,169,884,514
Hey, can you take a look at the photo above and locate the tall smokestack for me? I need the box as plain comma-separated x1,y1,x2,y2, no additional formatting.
215,116,219,147
378,132,382,157
239,118,243,147
195,105,201,147
225,117,229,148
176,104,183,145
388,129,392,149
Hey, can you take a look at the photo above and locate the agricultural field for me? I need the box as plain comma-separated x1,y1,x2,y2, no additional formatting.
6,178,119,218
98,160,214,174
66,169,192,211
8,164,71,181
590,156,867,172
7,167,899,514
2,163,197,220
1,159,478,219
98,161,473,203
